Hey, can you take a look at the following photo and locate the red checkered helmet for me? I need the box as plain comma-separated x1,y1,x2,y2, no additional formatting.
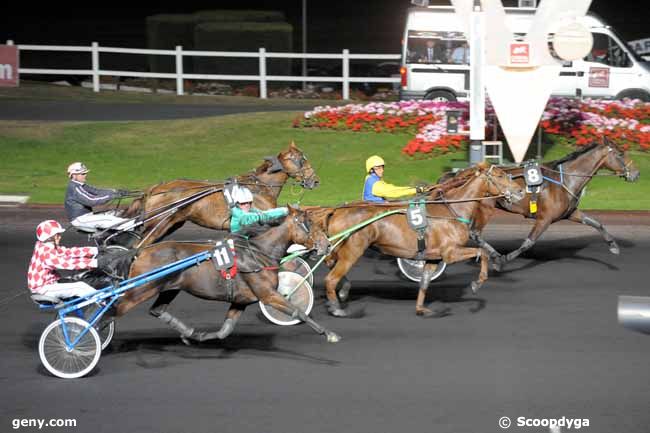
36,220,66,241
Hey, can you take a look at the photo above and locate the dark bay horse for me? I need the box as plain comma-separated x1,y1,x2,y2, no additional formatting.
441,140,640,271
122,142,319,247
110,206,340,344
315,163,525,317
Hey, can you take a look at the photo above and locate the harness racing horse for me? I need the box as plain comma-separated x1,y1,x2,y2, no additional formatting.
317,163,525,317
122,142,319,247
441,140,639,271
108,206,341,344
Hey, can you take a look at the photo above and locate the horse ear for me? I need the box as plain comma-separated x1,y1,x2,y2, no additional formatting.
289,140,297,149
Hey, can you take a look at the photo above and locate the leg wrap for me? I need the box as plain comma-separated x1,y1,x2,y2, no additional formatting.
158,311,194,338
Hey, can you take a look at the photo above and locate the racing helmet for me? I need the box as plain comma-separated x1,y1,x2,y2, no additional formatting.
67,162,89,178
36,220,66,241
232,186,254,204
365,155,385,173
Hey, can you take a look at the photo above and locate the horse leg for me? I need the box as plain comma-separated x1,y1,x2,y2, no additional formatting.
568,209,619,254
441,246,489,294
470,230,501,259
258,291,341,343
415,262,451,317
190,305,246,342
493,217,552,271
148,290,198,345
323,245,365,317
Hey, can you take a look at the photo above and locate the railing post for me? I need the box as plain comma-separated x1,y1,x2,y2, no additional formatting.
92,42,100,93
176,45,184,96
259,48,267,99
342,49,350,100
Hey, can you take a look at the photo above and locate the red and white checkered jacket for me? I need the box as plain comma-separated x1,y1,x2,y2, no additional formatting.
27,241,98,292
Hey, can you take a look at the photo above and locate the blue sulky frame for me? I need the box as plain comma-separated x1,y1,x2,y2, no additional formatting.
39,251,213,351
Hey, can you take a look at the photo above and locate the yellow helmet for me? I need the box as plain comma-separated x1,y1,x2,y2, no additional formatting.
365,155,385,173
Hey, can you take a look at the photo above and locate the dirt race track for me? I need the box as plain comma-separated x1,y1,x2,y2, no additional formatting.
1,206,649,433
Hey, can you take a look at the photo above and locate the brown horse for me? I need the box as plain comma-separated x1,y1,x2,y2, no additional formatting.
315,163,525,317
122,142,319,247
440,139,640,271
108,206,340,344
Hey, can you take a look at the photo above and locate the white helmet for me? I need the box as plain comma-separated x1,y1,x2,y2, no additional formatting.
67,162,89,178
232,186,253,204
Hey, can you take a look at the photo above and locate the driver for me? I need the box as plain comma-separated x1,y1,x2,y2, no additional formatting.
229,186,289,236
362,155,424,202
65,162,131,232
27,220,111,299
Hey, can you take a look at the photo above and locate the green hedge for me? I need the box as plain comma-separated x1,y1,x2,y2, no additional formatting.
193,22,293,77
193,10,286,23
146,14,196,73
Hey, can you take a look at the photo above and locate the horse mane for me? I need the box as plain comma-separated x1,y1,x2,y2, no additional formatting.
254,158,274,175
547,142,601,168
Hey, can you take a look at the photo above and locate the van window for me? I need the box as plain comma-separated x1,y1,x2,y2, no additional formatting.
585,33,632,68
406,30,469,65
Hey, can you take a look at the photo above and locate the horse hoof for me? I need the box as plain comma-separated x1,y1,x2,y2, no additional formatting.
491,260,504,272
326,331,341,343
416,307,434,317
338,281,351,302
609,243,620,255
180,336,193,346
470,281,481,294
329,308,348,318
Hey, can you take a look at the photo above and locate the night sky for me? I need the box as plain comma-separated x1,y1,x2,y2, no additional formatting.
1,1,647,54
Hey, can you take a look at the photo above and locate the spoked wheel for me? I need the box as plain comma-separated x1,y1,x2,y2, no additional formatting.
39,317,101,379
103,231,141,249
396,258,447,283
259,271,315,326
279,256,314,289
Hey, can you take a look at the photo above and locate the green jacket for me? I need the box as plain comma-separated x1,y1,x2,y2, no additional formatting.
230,206,289,234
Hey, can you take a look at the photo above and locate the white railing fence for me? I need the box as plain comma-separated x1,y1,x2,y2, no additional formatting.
6,40,401,100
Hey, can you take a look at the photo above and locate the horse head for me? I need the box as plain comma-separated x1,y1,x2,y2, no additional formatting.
286,205,330,255
275,141,320,189
601,138,640,182
477,163,526,203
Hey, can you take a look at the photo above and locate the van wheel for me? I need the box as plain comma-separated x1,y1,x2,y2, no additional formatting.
424,90,456,102
615,90,650,102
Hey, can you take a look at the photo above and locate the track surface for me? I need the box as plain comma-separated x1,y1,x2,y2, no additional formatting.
1,207,649,433
0,99,318,121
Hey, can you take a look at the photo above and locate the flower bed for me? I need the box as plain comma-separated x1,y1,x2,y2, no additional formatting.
295,98,650,156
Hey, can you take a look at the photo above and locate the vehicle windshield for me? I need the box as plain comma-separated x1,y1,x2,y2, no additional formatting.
608,26,645,63
405,30,469,65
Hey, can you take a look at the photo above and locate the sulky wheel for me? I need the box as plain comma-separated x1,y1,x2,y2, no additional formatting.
39,317,101,379
279,256,314,289
396,258,447,283
259,271,315,326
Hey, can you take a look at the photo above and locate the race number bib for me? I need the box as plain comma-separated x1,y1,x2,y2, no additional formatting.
223,183,237,207
407,204,428,231
523,162,543,187
212,241,235,270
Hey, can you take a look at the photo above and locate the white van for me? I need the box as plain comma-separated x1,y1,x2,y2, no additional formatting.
399,6,650,102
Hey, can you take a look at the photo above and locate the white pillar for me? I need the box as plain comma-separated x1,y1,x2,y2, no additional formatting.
259,48,267,99
175,45,184,96
92,42,100,93
6,40,14,45
469,2,485,165
342,49,350,100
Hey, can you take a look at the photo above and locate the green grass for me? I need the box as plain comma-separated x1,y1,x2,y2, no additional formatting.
0,94,648,209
